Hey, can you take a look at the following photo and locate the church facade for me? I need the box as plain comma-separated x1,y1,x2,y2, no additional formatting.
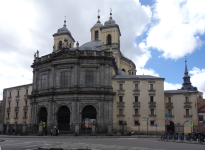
2,12,199,135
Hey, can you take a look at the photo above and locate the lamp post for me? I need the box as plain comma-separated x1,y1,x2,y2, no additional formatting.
147,118,149,138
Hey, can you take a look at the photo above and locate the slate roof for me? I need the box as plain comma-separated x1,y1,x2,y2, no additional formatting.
164,90,198,94
112,75,164,80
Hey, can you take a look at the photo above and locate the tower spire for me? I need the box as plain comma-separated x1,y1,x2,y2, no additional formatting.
97,9,101,23
63,16,66,27
184,56,188,75
110,8,112,20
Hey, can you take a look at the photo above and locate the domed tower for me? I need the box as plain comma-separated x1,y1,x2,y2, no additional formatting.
90,9,103,41
53,19,75,51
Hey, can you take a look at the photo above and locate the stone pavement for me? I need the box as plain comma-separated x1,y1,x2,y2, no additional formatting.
39,142,165,150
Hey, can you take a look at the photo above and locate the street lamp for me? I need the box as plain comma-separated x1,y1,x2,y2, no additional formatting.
147,118,149,138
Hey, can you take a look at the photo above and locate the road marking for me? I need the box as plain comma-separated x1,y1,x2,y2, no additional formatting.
24,145,39,147
119,138,138,139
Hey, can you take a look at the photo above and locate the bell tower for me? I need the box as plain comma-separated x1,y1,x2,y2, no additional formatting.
52,18,75,51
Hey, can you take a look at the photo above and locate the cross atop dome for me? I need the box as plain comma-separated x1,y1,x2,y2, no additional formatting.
97,9,101,23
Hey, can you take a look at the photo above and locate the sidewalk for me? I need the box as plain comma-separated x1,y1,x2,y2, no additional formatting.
0,134,161,138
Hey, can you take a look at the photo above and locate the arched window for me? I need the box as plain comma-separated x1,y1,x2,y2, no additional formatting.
107,34,111,44
95,31,98,40
59,41,62,49
122,69,125,72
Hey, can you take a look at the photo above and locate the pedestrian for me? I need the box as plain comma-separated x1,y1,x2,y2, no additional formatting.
45,129,47,137
56,128,58,136
57,129,59,136
12,128,15,135
50,128,53,136
7,129,10,136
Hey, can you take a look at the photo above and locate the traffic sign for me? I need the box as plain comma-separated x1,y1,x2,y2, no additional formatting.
189,120,193,127
165,117,170,125
138,123,140,126
165,114,170,117
155,124,157,127
177,123,180,126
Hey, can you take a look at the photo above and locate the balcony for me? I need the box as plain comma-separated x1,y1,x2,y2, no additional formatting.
133,114,141,117
133,89,140,92
133,102,140,108
23,117,27,119
149,114,156,117
184,115,192,118
148,89,156,92
149,102,156,108
23,106,28,111
15,107,19,111
7,108,11,112
117,102,125,108
166,102,173,108
16,96,20,98
184,101,191,105
117,115,125,117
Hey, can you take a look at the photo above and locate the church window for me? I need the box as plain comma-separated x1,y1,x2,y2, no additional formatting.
60,71,68,88
59,41,62,49
107,34,111,44
85,70,93,87
95,31,98,40
41,74,48,90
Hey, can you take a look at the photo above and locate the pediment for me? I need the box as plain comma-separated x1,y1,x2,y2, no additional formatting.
51,49,77,59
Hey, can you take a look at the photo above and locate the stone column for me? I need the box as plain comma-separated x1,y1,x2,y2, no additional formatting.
123,121,127,136
22,122,27,135
47,100,54,129
107,121,112,136
74,120,79,136
91,121,96,136
38,121,43,136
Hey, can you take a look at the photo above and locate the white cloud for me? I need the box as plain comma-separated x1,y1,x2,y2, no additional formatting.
146,0,205,59
164,82,182,90
190,67,205,97
0,0,153,99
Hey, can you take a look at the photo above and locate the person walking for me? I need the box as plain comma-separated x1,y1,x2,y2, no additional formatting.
12,128,15,135
50,128,53,136
7,129,10,136
45,129,47,137
57,129,59,136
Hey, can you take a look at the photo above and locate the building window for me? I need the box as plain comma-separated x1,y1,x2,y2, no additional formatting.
85,70,94,87
135,96,138,102
185,97,189,102
25,100,27,106
150,96,154,102
9,92,11,97
95,31,98,40
119,96,123,102
16,101,19,107
151,109,154,115
168,97,171,103
8,102,10,108
119,109,123,115
150,121,155,126
26,89,28,95
135,109,139,115
59,41,62,49
132,72,133,75
60,71,68,88
15,112,18,118
69,43,71,48
122,69,125,72
7,113,10,118
119,121,123,125
119,84,123,90
186,109,189,115
134,121,139,126
150,84,154,90
168,109,172,115
135,84,138,90
41,74,48,90
17,91,19,96
24,112,27,117
107,34,111,44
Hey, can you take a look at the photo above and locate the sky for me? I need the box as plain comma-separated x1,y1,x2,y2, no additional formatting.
0,0,204,99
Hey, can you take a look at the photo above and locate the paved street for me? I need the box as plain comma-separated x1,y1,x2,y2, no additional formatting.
0,136,205,150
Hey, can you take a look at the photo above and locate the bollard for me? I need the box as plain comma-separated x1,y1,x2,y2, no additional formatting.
38,121,43,136
74,120,79,136
91,121,96,136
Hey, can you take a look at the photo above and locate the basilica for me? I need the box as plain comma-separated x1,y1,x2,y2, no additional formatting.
1,12,199,135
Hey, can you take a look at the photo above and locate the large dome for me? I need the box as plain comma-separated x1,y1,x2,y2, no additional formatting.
57,26,71,35
93,22,103,27
104,18,116,26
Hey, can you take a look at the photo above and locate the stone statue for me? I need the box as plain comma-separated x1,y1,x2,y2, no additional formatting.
63,39,68,48
34,53,36,60
76,41,79,49
53,45,55,51
36,50,39,58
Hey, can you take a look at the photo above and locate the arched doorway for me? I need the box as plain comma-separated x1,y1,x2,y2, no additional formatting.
39,107,47,123
58,106,70,131
167,121,175,134
82,105,97,129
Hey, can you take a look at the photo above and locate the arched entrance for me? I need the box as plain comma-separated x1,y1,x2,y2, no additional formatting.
82,105,97,129
39,107,47,124
167,121,175,134
58,106,70,131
